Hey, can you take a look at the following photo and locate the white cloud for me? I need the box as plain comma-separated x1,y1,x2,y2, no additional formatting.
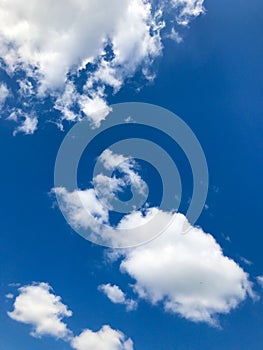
53,149,151,246
117,212,254,326
54,186,164,247
8,282,72,339
53,186,109,229
5,293,14,299
78,91,112,127
97,149,147,196
0,82,9,107
8,282,134,349
71,325,133,350
166,28,183,43
99,284,137,311
0,0,205,131
18,79,34,97
256,276,263,288
8,109,38,135
99,150,130,171
14,114,38,135
0,0,129,92
240,256,253,266
54,174,255,325
170,0,205,25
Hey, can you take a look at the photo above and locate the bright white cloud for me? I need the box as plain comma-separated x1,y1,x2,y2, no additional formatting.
0,0,205,131
117,212,254,326
71,325,133,350
99,284,137,311
7,282,72,339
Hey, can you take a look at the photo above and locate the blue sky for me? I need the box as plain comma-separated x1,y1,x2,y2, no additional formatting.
0,0,263,349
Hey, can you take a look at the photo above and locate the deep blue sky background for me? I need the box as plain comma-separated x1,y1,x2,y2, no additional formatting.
1,0,263,349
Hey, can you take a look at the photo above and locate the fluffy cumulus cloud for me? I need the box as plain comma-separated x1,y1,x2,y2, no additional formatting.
8,282,134,349
117,212,254,325
71,325,133,350
7,282,72,339
99,283,138,311
0,0,205,132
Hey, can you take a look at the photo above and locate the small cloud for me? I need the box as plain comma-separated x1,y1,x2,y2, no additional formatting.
0,83,10,107
166,28,183,43
8,283,21,287
256,276,263,288
221,233,231,242
5,293,14,299
8,109,38,135
124,116,135,123
98,283,138,311
240,256,253,266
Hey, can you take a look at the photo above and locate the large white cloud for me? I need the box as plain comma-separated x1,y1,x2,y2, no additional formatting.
0,0,205,131
71,325,133,350
7,282,72,339
118,212,255,325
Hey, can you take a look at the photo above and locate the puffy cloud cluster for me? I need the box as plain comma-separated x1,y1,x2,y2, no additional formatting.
0,0,205,132
8,282,134,349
